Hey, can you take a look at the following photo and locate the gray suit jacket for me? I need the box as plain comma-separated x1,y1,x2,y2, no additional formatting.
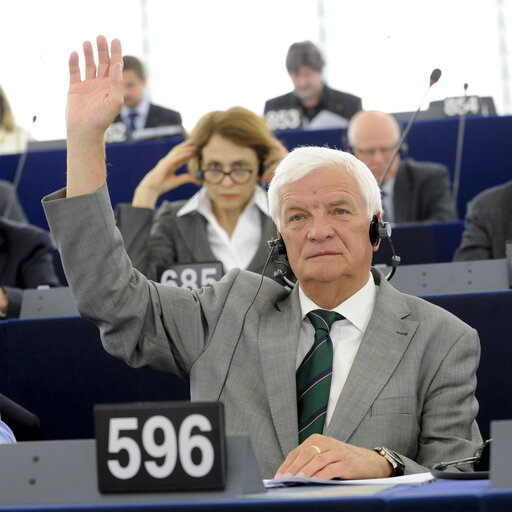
393,159,458,223
43,185,482,478
453,180,512,261
116,199,280,282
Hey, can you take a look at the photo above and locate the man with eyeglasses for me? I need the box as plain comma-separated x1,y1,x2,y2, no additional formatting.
347,111,457,224
115,106,288,283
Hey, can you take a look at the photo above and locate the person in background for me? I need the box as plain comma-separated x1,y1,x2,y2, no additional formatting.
0,394,42,441
0,84,33,155
264,41,362,131
116,106,288,282
107,55,184,141
453,180,512,261
0,179,27,223
43,35,482,479
0,412,16,443
0,218,61,318
347,110,458,224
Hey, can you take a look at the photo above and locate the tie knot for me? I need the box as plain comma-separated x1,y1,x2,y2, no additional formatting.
307,309,344,333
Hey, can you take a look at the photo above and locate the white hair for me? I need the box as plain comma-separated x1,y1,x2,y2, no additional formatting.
267,146,382,231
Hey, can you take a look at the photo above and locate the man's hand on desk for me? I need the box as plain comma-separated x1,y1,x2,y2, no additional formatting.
275,434,393,480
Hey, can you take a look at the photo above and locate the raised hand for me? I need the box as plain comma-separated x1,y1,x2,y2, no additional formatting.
132,140,199,209
67,36,124,137
66,36,124,198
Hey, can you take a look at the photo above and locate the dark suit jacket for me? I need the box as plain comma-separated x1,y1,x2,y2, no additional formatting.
44,185,482,478
114,103,183,130
116,199,280,282
453,180,512,261
264,84,362,131
393,159,458,223
0,218,61,318
0,180,27,223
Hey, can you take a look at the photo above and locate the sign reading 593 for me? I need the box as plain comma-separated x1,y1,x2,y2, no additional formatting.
94,402,226,492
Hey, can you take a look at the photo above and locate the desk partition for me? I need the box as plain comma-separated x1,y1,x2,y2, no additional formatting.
0,289,510,442
1,115,511,230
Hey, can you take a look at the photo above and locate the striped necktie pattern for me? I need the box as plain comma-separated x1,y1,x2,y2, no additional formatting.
296,309,344,444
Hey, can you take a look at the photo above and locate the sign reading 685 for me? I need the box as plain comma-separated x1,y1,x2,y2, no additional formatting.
94,402,226,492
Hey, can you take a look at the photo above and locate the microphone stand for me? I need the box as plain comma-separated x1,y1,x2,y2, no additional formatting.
378,69,442,188
452,83,469,208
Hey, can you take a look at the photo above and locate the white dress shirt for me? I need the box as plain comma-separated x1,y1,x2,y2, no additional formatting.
296,273,377,427
120,98,150,131
176,186,269,272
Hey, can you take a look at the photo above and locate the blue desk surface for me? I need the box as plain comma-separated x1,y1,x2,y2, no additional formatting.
0,479,510,511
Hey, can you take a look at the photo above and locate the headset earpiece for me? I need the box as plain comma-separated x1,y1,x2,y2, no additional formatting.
258,159,265,177
369,216,380,246
268,237,287,257
369,215,392,246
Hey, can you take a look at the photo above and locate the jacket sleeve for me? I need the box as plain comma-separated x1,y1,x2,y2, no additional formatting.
453,198,492,261
43,185,236,378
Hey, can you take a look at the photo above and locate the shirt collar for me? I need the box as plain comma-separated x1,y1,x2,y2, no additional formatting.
298,272,376,333
176,185,269,218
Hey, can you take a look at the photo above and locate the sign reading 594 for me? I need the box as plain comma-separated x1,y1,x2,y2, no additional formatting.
94,402,226,493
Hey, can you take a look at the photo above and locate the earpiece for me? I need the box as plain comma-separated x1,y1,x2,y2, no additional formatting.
258,159,265,177
195,169,204,181
369,215,391,246
267,237,287,257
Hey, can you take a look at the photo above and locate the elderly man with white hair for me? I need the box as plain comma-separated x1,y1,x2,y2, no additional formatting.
42,36,482,480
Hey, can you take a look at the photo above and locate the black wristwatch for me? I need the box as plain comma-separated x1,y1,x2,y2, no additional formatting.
374,446,405,477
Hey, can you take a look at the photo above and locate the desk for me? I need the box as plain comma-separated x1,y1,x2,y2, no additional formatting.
1,289,510,442
0,478,510,511
1,115,511,230
0,317,189,440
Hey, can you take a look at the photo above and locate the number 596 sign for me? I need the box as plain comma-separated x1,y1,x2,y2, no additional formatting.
94,402,226,492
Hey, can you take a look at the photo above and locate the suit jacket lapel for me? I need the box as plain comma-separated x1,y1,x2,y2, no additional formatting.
393,161,411,223
176,213,219,264
258,285,302,459
247,212,277,274
325,270,419,441
0,232,6,279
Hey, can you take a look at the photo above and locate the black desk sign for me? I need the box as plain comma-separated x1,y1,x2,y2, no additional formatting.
159,262,224,289
94,401,226,493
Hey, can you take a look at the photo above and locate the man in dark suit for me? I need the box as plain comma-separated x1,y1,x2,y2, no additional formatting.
347,110,458,223
0,218,61,318
107,55,184,141
264,41,362,131
0,179,27,223
454,180,512,261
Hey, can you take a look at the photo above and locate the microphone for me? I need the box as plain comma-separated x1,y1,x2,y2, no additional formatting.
452,83,469,207
378,68,442,188
430,68,442,85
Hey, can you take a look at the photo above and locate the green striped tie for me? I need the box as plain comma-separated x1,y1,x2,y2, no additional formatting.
297,309,344,444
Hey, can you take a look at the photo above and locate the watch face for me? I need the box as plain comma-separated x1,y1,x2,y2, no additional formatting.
375,447,405,476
